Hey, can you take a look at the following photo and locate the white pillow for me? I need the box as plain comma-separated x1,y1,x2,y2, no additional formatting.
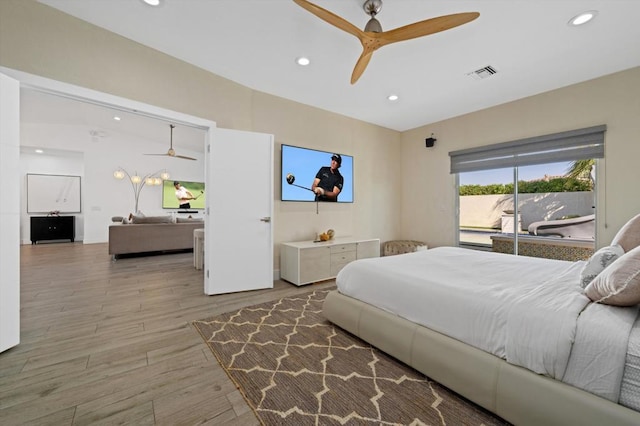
611,213,640,252
585,245,640,306
580,244,625,288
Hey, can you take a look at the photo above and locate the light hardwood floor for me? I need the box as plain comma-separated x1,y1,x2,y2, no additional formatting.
0,242,335,425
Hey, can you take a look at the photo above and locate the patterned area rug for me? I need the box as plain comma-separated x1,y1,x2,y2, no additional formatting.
193,289,509,425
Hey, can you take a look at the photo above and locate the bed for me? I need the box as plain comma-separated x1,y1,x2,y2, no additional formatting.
323,215,640,425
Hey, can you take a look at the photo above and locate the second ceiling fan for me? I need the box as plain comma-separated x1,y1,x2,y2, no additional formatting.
145,124,196,161
293,0,480,84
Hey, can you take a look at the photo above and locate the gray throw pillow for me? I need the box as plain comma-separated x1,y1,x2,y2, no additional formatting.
132,215,173,224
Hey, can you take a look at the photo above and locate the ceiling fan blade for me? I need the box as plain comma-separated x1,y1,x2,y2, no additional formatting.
175,155,197,161
351,48,375,84
142,125,196,160
293,0,363,39
378,12,479,46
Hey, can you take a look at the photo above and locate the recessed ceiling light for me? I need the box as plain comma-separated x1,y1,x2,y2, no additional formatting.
387,94,399,101
569,10,598,26
296,57,310,66
35,149,43,154
113,116,121,121
142,0,161,6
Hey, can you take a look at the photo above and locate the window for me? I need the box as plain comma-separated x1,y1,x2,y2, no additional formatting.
451,126,604,258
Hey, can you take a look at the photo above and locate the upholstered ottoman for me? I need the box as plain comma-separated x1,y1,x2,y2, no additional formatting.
383,240,428,256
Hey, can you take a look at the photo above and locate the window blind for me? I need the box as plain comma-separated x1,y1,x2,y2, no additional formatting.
449,125,606,174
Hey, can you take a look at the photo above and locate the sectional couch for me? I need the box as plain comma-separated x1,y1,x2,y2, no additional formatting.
108,216,204,259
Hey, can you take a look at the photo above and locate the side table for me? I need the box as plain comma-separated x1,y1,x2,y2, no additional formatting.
193,228,205,270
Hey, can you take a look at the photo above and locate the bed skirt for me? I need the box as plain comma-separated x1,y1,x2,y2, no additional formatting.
323,290,640,426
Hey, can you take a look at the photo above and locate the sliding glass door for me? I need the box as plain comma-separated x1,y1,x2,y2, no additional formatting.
458,161,595,256
451,126,603,259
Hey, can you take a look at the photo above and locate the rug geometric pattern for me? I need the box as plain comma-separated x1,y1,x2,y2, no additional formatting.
193,289,509,425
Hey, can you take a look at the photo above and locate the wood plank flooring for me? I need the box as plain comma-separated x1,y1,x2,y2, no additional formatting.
0,242,335,425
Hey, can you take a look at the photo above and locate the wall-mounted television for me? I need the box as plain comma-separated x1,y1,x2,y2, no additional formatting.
281,144,353,203
162,179,206,210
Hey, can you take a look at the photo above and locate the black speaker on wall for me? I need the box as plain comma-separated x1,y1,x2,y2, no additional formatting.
425,137,436,148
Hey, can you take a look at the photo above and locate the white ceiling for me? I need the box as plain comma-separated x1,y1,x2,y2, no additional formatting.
20,89,207,153
27,0,640,140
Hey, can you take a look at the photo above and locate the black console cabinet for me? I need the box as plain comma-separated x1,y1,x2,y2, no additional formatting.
30,216,75,244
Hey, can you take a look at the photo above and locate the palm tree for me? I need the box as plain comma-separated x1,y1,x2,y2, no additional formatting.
567,159,596,213
566,159,595,189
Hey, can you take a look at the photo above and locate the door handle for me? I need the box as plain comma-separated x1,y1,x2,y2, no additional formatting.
260,217,271,222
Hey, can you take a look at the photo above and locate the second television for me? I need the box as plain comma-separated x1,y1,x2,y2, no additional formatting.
281,144,353,203
162,180,206,210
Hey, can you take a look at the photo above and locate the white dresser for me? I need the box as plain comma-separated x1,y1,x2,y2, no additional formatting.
280,237,380,286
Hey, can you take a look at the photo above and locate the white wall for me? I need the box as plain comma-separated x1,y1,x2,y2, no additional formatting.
20,148,84,244
20,122,205,244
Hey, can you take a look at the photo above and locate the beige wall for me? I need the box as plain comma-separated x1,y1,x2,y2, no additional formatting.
401,66,640,249
0,0,402,270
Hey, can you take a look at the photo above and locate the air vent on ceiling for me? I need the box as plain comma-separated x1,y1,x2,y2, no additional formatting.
467,65,498,80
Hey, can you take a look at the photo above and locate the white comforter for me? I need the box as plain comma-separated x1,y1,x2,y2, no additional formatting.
337,246,640,401
337,247,589,379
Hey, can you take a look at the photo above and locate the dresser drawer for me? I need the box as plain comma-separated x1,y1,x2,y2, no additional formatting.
330,251,357,276
330,243,356,254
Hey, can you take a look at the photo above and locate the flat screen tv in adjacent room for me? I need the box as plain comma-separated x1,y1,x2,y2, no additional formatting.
162,179,206,210
281,144,353,203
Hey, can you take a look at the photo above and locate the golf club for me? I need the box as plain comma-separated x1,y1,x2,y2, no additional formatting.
285,173,314,192
192,190,204,200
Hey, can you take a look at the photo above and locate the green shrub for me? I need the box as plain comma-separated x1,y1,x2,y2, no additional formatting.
459,177,591,195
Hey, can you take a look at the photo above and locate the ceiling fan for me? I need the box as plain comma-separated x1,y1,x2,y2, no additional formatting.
145,124,196,161
292,0,480,84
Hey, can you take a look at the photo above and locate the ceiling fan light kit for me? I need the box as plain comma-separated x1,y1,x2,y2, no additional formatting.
292,0,480,84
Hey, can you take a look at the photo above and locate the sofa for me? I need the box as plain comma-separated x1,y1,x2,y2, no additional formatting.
109,217,204,259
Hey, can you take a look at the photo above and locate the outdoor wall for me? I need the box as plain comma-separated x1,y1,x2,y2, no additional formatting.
401,66,640,249
460,192,594,229
0,0,402,270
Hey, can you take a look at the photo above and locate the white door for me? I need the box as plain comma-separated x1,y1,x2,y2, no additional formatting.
0,73,21,352
204,128,274,295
